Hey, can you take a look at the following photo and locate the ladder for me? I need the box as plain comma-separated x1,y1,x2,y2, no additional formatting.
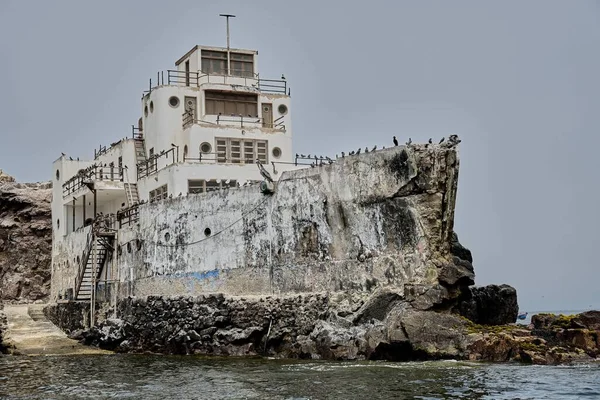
123,167,136,206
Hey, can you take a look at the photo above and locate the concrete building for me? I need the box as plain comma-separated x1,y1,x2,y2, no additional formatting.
51,39,303,301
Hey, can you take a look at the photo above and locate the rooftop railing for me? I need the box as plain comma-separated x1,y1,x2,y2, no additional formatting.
136,147,176,180
143,70,289,96
63,164,123,197
182,112,286,131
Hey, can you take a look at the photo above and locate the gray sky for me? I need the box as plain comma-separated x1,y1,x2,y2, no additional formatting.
1,0,598,312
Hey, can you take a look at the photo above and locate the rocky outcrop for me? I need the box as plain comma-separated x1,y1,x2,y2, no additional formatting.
0,171,52,302
456,284,518,325
45,294,599,365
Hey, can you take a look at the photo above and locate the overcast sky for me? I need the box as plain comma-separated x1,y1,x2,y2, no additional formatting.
1,0,598,312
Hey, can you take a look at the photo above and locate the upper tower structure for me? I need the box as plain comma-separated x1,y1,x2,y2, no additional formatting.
51,16,298,242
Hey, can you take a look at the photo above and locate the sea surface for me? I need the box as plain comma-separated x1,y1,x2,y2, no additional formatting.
0,355,599,400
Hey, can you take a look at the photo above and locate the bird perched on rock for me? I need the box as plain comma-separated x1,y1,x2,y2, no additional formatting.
341,152,345,158
406,138,412,146
439,137,445,144
356,148,361,155
428,138,433,144
448,134,461,147
350,151,355,155
168,194,173,199
311,162,315,168
365,147,369,153
372,145,377,152
178,192,182,197
393,136,399,146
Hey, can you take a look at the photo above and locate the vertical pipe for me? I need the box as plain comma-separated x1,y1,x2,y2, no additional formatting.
72,199,76,232
83,194,86,225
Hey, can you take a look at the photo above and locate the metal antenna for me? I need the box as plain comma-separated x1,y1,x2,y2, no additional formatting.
219,14,236,76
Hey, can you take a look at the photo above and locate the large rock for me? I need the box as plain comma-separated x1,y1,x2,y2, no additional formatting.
0,175,52,302
456,284,519,325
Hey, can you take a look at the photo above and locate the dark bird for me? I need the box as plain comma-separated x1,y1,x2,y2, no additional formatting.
350,151,355,155
356,148,361,155
365,147,369,153
406,138,412,146
295,153,299,158
69,156,73,160
372,145,377,151
314,155,318,161
393,136,399,146
281,74,286,80
178,192,182,197
439,137,445,144
341,152,345,157
311,162,315,168
428,138,433,144
61,152,66,157
300,154,305,158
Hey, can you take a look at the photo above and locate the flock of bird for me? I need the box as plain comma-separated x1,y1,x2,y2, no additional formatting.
296,134,461,168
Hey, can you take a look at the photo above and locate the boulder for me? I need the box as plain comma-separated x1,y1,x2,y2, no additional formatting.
457,284,518,325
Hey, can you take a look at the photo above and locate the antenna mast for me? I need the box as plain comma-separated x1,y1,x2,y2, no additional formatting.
219,13,236,76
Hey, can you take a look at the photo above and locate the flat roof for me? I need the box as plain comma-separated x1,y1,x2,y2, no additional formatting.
175,45,258,66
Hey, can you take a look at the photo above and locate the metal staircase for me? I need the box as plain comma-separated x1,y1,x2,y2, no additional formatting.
74,230,115,301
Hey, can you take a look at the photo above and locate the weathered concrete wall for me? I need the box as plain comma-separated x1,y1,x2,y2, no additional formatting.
115,144,461,298
50,226,91,300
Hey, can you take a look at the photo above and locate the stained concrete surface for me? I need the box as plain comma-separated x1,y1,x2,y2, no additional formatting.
3,304,111,356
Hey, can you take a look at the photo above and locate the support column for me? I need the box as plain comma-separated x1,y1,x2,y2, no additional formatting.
83,194,86,225
72,199,75,232
93,189,97,220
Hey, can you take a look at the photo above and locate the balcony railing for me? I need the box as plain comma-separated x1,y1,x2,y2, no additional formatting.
143,70,289,96
63,164,123,197
117,204,139,228
137,147,176,179
182,112,286,131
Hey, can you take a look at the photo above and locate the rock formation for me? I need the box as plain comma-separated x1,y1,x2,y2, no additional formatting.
0,171,52,302
0,304,7,353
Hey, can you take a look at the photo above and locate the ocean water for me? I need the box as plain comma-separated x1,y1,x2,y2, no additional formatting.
0,355,598,400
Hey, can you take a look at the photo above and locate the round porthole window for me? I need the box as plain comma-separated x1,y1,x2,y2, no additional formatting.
169,96,180,108
200,142,212,154
150,101,154,113
55,169,60,180
278,104,288,115
272,147,282,158
164,232,170,242
204,228,212,237
144,105,149,117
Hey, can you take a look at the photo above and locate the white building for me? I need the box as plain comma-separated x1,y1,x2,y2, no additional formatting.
51,40,306,301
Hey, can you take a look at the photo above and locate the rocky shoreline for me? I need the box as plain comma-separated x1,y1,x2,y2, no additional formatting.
44,293,599,365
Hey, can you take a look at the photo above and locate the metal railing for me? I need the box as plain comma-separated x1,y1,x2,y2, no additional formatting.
132,125,143,140
142,69,289,96
117,204,139,228
258,78,288,94
63,164,123,197
182,113,286,131
136,147,176,179
74,229,93,301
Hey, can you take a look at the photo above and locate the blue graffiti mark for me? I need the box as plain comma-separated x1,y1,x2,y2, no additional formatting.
186,270,220,280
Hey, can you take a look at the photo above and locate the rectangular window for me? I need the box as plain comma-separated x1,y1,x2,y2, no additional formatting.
230,52,254,78
214,137,268,164
201,50,227,75
205,91,258,117
201,50,254,78
149,184,168,202
188,180,204,194
188,179,238,194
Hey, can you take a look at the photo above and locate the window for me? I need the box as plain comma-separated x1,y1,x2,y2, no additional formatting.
201,50,227,75
201,50,254,78
169,96,180,108
200,142,212,154
215,137,268,164
149,184,168,202
188,179,237,194
272,147,282,158
183,145,188,160
230,52,254,77
205,91,258,117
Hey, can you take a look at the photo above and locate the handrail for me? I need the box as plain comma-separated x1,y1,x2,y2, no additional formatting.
62,164,123,197
74,228,93,300
136,147,176,179
142,69,288,96
183,113,285,131
117,204,140,228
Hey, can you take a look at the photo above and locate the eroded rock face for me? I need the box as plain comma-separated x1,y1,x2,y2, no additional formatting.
0,173,52,302
0,304,8,353
457,284,519,325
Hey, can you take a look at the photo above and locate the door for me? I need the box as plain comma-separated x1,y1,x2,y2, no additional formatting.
262,103,273,128
184,96,197,121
